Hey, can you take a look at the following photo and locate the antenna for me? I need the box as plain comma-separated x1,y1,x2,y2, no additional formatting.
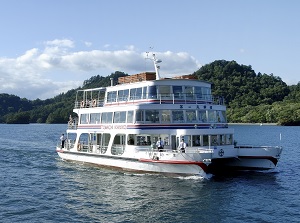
145,47,162,80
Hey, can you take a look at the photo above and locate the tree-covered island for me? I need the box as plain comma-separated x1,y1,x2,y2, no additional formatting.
1,61,299,125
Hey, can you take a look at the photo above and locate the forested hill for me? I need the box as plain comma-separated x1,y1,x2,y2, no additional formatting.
194,60,290,108
0,61,300,125
194,60,300,125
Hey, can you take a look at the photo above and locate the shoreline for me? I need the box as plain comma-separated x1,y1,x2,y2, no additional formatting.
228,123,278,126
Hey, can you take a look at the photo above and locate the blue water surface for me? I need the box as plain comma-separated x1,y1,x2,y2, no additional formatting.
0,124,299,223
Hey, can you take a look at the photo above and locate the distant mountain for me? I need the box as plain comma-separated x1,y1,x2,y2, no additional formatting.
1,61,299,125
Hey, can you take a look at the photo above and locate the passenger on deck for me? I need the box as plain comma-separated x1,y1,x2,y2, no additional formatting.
179,139,186,153
60,134,66,149
156,137,164,152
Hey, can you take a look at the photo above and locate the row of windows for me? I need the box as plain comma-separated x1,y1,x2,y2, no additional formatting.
75,133,234,155
80,109,227,124
106,85,211,102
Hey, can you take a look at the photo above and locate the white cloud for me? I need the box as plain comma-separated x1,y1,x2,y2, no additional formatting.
44,39,74,48
0,39,201,99
84,41,92,47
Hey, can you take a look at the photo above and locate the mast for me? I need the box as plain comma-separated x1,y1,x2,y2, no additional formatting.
152,53,162,80
146,51,162,80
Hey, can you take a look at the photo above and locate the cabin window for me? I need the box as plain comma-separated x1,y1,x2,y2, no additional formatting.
136,110,144,123
192,135,201,146
107,91,117,103
79,133,89,145
127,134,135,145
195,87,203,100
208,110,217,123
173,86,183,99
118,89,129,101
158,85,171,98
137,135,151,146
202,87,211,100
148,86,157,99
198,110,207,122
130,87,142,100
217,111,227,123
203,135,209,146
142,86,147,99
225,134,233,145
114,111,126,123
186,110,197,123
172,110,184,123
101,112,113,123
161,110,171,123
184,86,194,99
112,134,125,155
90,113,101,124
145,110,159,123
127,110,134,123
80,114,89,124
211,135,219,146
220,134,226,145
101,133,111,154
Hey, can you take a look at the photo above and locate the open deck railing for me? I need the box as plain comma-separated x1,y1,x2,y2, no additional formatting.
75,94,225,109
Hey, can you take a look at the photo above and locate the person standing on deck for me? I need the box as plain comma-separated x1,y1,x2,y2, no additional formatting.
179,139,186,153
60,134,66,149
156,137,164,151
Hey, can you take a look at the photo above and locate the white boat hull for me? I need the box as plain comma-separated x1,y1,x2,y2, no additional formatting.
208,145,282,173
56,148,212,177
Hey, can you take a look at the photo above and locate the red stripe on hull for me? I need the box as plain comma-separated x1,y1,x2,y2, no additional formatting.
139,158,208,172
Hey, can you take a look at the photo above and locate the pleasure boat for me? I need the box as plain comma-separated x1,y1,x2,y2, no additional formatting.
56,53,282,177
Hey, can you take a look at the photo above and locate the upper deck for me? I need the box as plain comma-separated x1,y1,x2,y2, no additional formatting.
74,77,225,109
74,53,224,109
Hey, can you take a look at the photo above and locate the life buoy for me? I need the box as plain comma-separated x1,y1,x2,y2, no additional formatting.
80,101,85,108
92,99,97,107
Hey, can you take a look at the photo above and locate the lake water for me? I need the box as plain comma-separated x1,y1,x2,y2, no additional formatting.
0,124,299,223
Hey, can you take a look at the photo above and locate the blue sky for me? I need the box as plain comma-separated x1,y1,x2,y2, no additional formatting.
0,0,299,99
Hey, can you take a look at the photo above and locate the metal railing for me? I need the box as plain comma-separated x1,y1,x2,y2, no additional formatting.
75,94,225,109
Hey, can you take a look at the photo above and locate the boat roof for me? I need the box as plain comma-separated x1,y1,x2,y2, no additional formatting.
77,87,107,92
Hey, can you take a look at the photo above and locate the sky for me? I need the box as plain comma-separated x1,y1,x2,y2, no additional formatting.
0,0,299,100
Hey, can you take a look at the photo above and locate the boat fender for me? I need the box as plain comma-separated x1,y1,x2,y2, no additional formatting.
92,99,97,107
80,101,85,108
